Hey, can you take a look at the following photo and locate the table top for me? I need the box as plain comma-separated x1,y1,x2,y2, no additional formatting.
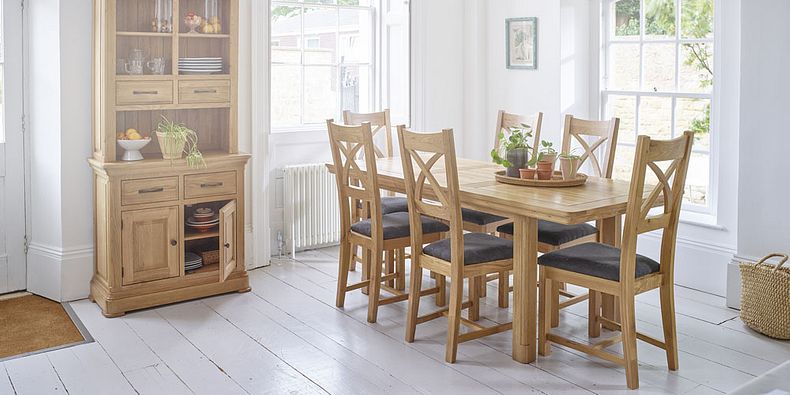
330,156,639,224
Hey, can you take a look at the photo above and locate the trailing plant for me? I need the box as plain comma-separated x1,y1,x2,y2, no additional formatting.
559,148,583,160
156,116,206,169
490,123,533,168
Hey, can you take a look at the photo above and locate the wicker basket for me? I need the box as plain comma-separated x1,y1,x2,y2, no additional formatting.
739,253,790,339
201,250,220,265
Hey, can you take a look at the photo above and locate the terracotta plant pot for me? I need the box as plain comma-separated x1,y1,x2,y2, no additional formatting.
560,157,580,180
536,160,554,173
541,153,558,166
156,131,186,160
519,168,536,180
536,170,553,180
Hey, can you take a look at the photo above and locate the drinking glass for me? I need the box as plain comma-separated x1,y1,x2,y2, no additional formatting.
147,57,167,75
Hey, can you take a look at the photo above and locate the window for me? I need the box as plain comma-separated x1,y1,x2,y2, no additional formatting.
271,0,377,130
0,0,5,143
602,0,714,210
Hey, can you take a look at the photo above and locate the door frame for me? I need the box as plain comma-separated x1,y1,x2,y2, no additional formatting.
1,0,27,293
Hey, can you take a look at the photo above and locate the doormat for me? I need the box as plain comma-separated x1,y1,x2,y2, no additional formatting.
0,294,89,360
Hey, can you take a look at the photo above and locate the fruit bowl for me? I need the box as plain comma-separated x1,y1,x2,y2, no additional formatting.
118,138,152,161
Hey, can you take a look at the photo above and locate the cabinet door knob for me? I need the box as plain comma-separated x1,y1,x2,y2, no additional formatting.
224,242,231,248
170,239,178,246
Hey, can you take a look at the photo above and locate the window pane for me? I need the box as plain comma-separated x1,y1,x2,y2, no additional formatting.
606,95,637,144
684,153,709,205
681,0,713,39
303,66,338,124
339,9,372,63
612,145,635,183
304,0,373,6
643,43,676,92
613,0,640,38
645,0,675,38
303,7,338,65
271,5,301,53
271,65,302,127
639,97,672,139
676,98,710,150
608,44,640,90
679,43,713,93
340,65,372,114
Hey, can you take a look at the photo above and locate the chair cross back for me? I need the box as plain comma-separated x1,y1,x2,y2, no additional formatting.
561,115,620,178
327,120,383,237
495,110,544,160
343,110,393,159
620,131,694,282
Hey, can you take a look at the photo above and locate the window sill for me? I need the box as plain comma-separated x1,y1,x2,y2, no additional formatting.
271,126,327,135
679,210,726,231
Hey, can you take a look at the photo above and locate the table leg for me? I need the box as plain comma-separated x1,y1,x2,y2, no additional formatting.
599,215,622,328
512,215,538,363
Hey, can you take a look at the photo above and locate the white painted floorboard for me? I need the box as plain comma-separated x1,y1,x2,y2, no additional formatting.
2,246,788,394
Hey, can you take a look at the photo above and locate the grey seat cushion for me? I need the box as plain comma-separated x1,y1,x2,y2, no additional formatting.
355,196,410,215
538,242,660,281
497,220,598,246
351,212,449,240
423,233,513,265
462,208,508,226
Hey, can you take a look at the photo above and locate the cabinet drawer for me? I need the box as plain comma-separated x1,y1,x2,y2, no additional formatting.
122,177,180,206
178,80,231,104
116,81,174,106
184,171,237,198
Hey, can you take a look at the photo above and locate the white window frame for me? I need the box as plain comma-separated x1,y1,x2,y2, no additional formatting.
270,0,377,133
600,0,718,217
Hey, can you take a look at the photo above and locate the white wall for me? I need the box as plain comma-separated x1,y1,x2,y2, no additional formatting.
729,0,790,306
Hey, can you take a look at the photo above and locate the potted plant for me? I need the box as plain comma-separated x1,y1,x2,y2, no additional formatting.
491,123,533,178
559,149,582,180
539,140,558,165
519,168,536,180
531,140,557,180
155,116,206,169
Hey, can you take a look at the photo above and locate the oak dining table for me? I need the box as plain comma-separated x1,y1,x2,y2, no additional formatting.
329,156,636,364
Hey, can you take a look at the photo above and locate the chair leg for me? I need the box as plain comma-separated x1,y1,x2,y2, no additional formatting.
479,276,487,297
538,268,552,356
349,244,358,272
551,282,561,328
620,293,640,389
588,290,602,338
336,241,352,308
385,250,395,288
367,248,384,323
497,271,509,308
469,277,481,321
395,248,406,291
361,248,370,295
445,274,464,363
405,255,424,343
435,274,447,306
660,283,679,371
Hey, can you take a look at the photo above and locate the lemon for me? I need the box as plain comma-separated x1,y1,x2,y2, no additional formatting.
125,128,138,137
128,132,143,140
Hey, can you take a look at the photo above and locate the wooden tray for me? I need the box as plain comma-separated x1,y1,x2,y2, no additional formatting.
495,170,587,188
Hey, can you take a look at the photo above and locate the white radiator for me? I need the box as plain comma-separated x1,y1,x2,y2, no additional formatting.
283,163,341,254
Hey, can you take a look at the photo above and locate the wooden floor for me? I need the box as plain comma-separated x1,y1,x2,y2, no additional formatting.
2,246,788,394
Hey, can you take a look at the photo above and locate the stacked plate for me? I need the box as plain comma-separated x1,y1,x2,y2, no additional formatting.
178,57,223,75
187,207,219,232
185,252,203,272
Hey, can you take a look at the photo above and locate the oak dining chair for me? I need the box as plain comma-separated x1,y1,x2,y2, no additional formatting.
498,114,620,319
398,125,514,363
537,131,694,389
327,120,448,323
342,109,409,290
466,110,543,307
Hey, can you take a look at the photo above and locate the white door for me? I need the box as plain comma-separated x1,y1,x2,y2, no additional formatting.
0,0,26,293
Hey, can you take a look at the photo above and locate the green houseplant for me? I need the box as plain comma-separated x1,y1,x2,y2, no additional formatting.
491,123,533,177
155,116,206,169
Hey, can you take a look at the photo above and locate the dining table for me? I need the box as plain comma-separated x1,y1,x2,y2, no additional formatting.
329,156,638,364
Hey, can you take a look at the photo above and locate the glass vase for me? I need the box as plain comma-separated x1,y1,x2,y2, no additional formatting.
153,0,173,33
203,0,221,34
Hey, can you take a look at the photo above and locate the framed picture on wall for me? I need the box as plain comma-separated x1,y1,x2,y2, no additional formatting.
506,17,538,70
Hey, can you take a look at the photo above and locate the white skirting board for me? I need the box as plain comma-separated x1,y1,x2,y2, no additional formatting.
27,243,94,302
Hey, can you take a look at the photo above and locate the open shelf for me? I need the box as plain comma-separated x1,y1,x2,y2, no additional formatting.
117,31,174,38
179,33,230,39
184,230,219,241
186,262,218,275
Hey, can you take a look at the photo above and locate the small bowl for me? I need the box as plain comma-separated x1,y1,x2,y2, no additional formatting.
118,138,151,161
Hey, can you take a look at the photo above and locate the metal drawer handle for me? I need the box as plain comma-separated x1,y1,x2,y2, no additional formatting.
133,90,159,95
170,239,178,246
200,182,224,188
194,89,218,94
139,187,165,194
